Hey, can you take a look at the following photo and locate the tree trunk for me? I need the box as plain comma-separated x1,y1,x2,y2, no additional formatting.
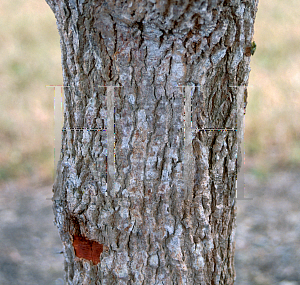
46,0,258,284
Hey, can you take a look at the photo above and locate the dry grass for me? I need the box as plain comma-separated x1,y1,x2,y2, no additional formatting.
246,0,300,175
0,0,299,183
0,0,61,182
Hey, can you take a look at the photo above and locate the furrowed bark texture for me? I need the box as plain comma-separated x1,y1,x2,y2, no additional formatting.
47,0,258,284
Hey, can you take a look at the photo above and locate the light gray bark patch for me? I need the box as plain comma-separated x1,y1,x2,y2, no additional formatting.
211,47,227,66
230,45,244,70
211,19,229,46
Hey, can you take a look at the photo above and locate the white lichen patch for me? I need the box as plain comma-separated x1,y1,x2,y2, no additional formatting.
137,109,147,130
101,255,114,274
127,93,135,105
113,252,129,279
119,205,129,220
149,254,159,267
192,243,205,270
167,224,183,261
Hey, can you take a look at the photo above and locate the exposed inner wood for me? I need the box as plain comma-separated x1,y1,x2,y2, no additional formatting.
73,235,104,265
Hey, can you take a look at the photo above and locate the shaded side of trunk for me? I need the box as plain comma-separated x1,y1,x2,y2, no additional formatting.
46,0,258,284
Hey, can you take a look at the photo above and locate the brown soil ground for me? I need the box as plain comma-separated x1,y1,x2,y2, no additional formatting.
0,170,299,284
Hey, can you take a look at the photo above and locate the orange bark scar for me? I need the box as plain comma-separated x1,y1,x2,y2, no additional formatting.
73,235,103,265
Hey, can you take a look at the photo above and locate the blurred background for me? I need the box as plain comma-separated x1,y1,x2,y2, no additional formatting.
0,0,299,284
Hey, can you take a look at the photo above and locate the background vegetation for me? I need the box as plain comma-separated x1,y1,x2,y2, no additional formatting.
0,0,299,185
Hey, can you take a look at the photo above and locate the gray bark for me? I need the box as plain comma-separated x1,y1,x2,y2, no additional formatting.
46,0,258,284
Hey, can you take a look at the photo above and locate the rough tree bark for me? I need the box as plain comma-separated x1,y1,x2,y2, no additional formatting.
46,0,258,284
